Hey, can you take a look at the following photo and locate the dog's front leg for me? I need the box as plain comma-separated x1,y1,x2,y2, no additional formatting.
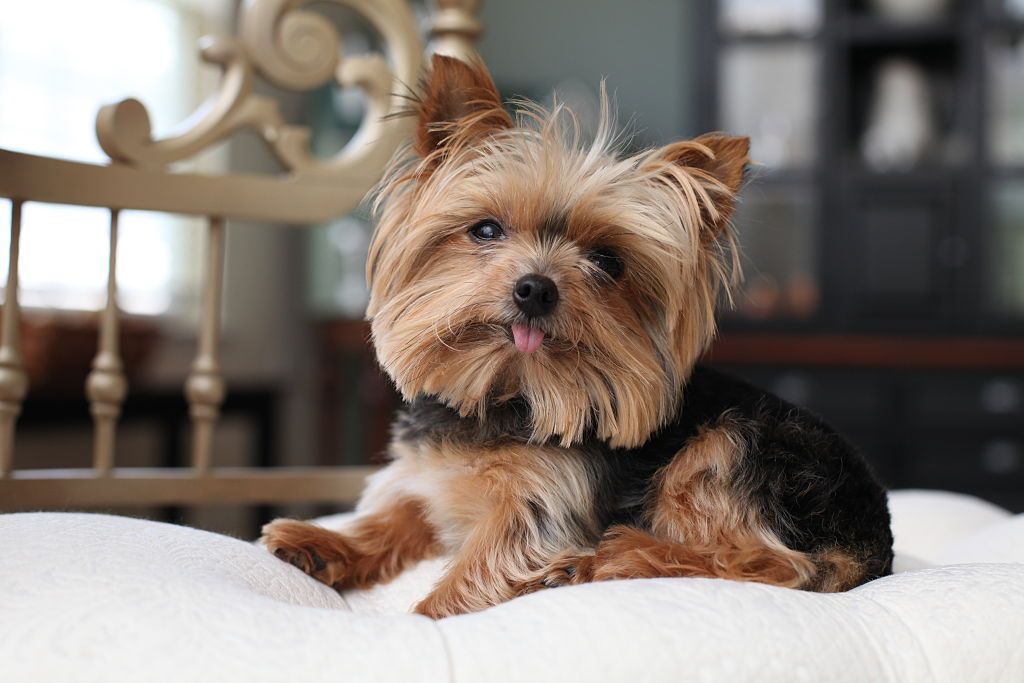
262,495,440,591
412,502,542,619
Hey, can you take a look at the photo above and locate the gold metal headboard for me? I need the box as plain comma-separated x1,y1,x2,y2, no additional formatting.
0,0,484,510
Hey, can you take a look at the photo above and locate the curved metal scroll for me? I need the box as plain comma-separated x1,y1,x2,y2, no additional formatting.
96,0,424,190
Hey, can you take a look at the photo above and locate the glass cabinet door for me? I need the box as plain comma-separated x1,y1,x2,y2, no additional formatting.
988,37,1024,167
716,1,821,324
720,43,819,170
730,184,819,320
990,182,1024,317
996,0,1024,20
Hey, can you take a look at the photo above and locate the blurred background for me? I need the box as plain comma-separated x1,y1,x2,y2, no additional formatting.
1,0,1022,536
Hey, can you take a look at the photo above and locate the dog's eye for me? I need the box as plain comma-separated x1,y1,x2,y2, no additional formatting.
588,248,624,280
468,221,505,241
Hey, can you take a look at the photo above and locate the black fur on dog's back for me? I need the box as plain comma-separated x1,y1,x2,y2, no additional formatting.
395,365,894,588
615,366,893,582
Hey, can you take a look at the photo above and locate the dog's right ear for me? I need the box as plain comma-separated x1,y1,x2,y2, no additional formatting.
647,133,750,238
414,54,511,161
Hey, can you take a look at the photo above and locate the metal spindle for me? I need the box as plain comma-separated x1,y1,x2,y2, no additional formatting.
0,200,28,477
85,209,126,475
185,216,226,473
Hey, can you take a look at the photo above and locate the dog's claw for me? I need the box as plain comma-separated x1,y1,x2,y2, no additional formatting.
311,552,327,572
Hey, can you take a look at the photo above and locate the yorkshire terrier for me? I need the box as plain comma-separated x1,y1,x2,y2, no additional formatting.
262,55,893,619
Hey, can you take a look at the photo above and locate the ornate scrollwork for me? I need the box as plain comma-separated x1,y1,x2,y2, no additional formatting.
96,0,426,187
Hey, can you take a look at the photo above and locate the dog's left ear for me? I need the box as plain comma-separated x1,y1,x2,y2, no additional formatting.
650,133,750,236
414,54,512,161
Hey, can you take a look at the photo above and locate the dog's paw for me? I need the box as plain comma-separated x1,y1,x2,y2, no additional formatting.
412,590,477,620
260,518,350,588
412,595,450,620
513,551,596,596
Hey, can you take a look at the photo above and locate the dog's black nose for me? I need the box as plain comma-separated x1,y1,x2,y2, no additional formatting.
513,274,559,318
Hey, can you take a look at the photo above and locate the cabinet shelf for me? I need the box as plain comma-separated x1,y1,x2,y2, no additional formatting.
841,166,965,183
746,167,816,184
984,17,1024,33
992,166,1024,179
842,17,961,45
720,30,819,45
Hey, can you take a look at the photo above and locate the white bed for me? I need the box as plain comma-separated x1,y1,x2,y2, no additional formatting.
2,489,1022,683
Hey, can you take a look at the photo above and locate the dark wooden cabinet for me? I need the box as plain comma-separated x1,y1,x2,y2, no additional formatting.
698,1,1024,509
706,333,1024,511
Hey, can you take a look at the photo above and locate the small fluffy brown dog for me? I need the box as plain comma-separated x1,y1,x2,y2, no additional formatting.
262,55,893,619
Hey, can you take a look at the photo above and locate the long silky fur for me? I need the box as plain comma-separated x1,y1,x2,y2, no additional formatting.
261,59,893,620
366,89,741,448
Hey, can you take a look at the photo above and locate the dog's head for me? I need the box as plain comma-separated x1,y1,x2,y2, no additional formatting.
367,55,747,448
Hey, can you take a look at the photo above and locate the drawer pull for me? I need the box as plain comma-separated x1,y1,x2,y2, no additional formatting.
980,380,1021,415
981,441,1021,475
773,373,811,406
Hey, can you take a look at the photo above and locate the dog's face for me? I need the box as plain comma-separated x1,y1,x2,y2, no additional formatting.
367,56,748,448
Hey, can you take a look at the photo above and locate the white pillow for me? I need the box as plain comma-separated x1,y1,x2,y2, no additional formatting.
1,489,1022,683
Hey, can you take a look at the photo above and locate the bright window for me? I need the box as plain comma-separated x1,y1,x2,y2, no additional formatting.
0,0,229,315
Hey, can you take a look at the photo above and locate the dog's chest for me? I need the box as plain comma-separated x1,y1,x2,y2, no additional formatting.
394,437,600,552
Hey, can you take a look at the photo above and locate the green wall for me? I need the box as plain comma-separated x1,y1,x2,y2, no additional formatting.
478,0,695,145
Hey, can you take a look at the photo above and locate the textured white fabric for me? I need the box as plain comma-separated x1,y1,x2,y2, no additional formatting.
888,489,1013,563
0,490,1022,683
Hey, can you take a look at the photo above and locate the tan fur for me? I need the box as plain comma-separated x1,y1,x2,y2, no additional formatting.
595,421,815,586
356,440,604,617
813,549,867,592
576,524,814,587
413,54,512,162
519,421,819,591
366,57,747,449
261,498,440,590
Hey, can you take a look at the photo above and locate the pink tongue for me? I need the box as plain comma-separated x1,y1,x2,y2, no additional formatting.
511,323,545,353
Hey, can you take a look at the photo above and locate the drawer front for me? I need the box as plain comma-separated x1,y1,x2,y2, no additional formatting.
905,436,1024,491
721,368,883,427
907,374,1024,428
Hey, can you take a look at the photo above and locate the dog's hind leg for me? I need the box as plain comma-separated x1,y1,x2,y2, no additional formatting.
524,418,867,592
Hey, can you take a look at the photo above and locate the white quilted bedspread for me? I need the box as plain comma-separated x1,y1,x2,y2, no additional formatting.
1,490,1022,683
